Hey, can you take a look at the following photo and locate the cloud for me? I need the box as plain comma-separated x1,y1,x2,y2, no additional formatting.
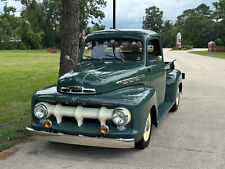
102,0,215,29
0,1,22,16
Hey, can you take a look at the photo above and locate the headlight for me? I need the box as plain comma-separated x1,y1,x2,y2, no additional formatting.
112,108,131,126
34,103,48,120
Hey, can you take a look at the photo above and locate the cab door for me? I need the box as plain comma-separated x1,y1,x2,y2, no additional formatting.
145,38,166,105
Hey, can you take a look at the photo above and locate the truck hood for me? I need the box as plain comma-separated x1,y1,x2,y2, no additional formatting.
57,60,145,94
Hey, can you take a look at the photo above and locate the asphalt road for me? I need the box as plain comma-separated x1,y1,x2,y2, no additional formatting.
1,49,225,169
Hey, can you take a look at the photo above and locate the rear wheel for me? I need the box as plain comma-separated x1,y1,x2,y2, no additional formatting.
135,112,152,149
170,87,180,112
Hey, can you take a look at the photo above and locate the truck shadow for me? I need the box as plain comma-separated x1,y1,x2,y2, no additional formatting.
45,141,136,160
29,126,157,161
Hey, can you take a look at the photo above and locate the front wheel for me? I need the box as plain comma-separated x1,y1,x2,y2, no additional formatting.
135,112,152,149
170,88,180,112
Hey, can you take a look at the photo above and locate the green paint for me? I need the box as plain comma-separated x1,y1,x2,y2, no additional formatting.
30,30,183,143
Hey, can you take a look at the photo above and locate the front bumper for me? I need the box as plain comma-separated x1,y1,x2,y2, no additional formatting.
26,127,135,149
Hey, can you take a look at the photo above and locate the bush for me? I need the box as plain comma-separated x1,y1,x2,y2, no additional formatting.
214,38,224,46
181,45,193,50
0,41,29,50
181,48,187,50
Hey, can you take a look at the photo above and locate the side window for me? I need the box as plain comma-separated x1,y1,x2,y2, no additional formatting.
147,39,161,61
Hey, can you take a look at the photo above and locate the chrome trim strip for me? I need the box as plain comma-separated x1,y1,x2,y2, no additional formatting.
60,86,96,94
116,74,145,85
26,127,135,149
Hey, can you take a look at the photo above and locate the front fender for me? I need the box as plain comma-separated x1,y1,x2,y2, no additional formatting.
128,87,157,142
102,85,158,142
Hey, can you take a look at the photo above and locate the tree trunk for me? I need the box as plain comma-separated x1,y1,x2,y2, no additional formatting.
59,0,81,77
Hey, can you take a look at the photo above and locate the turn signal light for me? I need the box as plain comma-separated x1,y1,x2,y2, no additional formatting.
100,125,109,134
44,120,52,128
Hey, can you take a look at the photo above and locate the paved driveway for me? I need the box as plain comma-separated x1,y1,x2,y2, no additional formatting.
1,49,225,169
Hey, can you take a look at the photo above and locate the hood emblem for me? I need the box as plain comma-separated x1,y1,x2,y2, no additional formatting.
116,74,145,85
60,86,96,94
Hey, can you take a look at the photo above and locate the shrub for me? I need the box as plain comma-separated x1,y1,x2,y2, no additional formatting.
214,38,224,46
181,48,187,50
0,41,29,50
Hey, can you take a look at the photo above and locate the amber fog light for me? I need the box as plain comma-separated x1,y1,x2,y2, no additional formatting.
100,125,109,134
44,120,52,129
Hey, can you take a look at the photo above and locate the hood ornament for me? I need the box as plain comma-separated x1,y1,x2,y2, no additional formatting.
60,86,96,94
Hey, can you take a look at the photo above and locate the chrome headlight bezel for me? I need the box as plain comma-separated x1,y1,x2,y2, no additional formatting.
34,103,48,120
112,108,131,126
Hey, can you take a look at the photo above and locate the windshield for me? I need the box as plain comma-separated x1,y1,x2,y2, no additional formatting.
82,39,143,62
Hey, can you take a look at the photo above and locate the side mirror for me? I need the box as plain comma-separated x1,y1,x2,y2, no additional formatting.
65,55,75,66
65,55,71,61
182,73,186,79
157,55,163,62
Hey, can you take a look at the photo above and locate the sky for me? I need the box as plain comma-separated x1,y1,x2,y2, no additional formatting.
0,0,22,16
0,0,217,29
102,0,216,29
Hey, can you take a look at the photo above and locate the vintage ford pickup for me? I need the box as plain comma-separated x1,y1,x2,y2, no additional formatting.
27,29,185,149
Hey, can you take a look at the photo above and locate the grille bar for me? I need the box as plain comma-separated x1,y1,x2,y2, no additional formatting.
40,102,113,127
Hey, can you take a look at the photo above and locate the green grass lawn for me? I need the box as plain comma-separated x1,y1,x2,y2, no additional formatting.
0,50,60,152
189,50,225,59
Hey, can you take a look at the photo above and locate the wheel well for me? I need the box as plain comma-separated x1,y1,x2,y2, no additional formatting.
179,83,182,93
151,106,157,127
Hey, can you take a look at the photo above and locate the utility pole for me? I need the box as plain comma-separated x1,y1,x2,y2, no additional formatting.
113,0,116,29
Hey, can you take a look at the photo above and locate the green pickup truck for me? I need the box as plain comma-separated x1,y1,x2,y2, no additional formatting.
27,29,185,149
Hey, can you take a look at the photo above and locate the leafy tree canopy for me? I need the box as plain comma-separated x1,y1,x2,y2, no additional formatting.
176,3,212,26
142,6,163,32
0,0,106,48
213,0,225,20
0,5,18,41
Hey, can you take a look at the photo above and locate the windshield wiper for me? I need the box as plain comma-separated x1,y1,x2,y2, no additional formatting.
84,55,102,60
105,54,125,62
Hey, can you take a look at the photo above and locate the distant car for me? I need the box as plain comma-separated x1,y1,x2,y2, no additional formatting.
27,29,185,149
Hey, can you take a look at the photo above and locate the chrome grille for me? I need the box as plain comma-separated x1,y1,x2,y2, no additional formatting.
60,86,96,94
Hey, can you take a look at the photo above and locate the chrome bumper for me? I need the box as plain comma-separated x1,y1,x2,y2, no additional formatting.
26,127,135,149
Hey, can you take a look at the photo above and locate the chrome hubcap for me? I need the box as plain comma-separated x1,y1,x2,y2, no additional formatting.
143,113,151,142
176,89,180,106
